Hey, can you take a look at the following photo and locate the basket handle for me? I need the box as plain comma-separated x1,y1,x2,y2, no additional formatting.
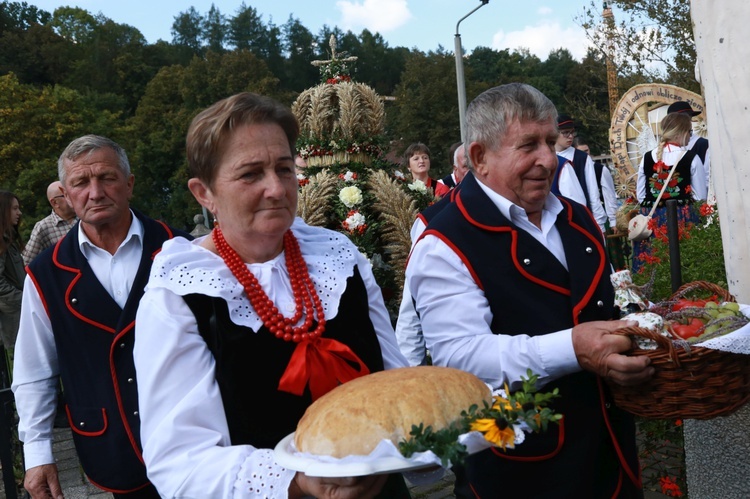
670,280,735,303
612,326,682,367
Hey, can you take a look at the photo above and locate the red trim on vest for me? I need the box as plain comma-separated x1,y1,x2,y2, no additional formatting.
50,241,117,334
87,475,152,495
455,191,572,297
489,416,565,462
68,407,107,437
26,267,50,319
110,321,145,464
597,377,642,489
421,229,484,290
559,198,607,324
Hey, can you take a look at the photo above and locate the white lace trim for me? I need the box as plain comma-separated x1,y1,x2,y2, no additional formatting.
147,218,359,331
236,449,295,498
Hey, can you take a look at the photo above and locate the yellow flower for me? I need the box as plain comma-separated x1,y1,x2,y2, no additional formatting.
470,417,516,449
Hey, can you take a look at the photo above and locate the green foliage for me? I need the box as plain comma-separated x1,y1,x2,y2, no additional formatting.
399,370,562,467
632,204,727,301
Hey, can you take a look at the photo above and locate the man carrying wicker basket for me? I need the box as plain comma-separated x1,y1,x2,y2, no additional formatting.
407,83,654,498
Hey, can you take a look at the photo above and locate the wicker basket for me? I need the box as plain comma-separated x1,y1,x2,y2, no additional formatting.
608,281,750,420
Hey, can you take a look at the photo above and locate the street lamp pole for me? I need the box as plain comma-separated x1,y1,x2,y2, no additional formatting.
455,0,489,142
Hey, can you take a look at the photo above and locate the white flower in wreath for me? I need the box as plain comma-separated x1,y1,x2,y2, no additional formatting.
339,186,363,207
342,171,356,182
344,211,366,230
408,179,427,193
393,170,405,180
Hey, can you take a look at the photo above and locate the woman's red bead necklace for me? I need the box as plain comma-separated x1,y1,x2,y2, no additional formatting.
213,227,326,343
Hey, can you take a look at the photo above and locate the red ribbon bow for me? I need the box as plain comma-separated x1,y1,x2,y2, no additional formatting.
278,337,370,400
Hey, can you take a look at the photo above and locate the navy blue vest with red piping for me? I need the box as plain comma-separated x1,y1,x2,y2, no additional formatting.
420,173,640,498
26,210,187,493
182,267,385,449
641,148,696,208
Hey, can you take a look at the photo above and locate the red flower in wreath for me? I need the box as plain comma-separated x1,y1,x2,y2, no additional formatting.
699,202,715,217
659,476,683,497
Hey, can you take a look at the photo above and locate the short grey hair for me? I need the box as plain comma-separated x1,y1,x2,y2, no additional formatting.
465,83,557,153
58,135,131,184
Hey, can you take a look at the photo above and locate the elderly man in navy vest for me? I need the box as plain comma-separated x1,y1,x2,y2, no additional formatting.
12,135,188,498
406,83,653,498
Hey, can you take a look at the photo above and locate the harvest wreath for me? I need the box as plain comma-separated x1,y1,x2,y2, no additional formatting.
276,366,561,476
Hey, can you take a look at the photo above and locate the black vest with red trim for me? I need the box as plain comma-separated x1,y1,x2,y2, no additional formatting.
641,148,696,208
182,267,386,449
26,210,186,493
423,173,640,498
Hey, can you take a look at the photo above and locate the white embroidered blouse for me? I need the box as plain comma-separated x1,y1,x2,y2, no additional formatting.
134,217,407,498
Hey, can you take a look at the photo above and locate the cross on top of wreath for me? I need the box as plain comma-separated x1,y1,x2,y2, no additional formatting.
311,35,358,84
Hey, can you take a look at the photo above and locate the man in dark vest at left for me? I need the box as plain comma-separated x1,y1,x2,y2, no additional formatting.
12,135,188,498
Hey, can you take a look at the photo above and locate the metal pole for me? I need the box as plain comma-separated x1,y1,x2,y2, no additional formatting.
666,199,682,293
455,0,489,142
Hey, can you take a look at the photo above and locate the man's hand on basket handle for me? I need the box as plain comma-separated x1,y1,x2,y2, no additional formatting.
572,319,655,386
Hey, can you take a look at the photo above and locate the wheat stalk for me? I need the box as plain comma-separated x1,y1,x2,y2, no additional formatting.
336,82,365,139
297,170,338,227
356,82,386,136
308,85,337,137
367,169,419,301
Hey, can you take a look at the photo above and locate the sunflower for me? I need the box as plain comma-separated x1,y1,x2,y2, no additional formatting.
470,417,517,449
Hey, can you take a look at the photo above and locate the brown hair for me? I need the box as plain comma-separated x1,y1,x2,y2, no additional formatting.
0,191,23,254
186,92,299,187
403,142,431,167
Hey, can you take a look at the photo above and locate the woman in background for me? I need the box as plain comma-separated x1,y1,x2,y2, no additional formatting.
633,113,707,271
0,190,25,355
403,143,449,197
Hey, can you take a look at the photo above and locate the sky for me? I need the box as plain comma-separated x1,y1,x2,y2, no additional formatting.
25,0,612,61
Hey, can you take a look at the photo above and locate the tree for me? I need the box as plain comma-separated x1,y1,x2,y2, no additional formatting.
281,15,318,92
388,49,463,175
227,2,265,52
0,1,51,34
577,0,698,91
127,50,282,225
171,7,203,54
0,73,120,229
202,4,227,53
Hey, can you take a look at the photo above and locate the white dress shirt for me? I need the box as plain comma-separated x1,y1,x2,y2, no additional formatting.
394,218,428,366
133,218,407,498
636,145,708,203
599,165,619,229
405,177,580,392
557,146,607,233
12,212,144,470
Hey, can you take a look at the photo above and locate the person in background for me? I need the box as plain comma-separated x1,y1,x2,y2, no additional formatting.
22,181,77,265
0,191,24,356
667,101,710,186
633,112,707,272
575,138,625,270
12,135,188,498
404,142,450,197
439,142,469,189
554,114,607,234
407,83,652,498
133,92,409,498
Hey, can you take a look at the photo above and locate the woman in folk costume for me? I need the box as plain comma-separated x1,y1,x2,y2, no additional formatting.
633,112,707,272
133,92,409,498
